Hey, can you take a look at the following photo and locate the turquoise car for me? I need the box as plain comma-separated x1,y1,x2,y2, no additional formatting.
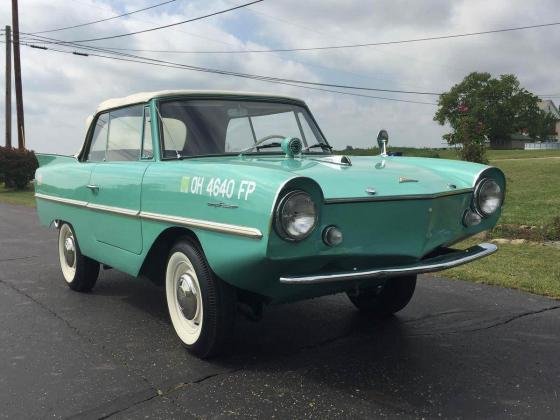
35,90,504,357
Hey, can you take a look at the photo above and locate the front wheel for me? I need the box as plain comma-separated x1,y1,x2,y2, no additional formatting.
58,223,100,292
347,275,416,318
165,239,236,358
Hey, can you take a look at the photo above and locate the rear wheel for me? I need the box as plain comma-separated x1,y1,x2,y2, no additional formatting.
165,238,236,358
347,275,416,318
58,223,99,292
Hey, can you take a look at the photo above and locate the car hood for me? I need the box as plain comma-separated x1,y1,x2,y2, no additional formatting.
191,154,489,200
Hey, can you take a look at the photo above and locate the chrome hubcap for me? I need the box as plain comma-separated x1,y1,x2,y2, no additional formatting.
63,236,76,267
176,273,198,321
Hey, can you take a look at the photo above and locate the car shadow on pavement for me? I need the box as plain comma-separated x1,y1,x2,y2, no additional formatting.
81,271,560,418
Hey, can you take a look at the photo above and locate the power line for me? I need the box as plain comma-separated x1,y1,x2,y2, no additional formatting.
54,20,560,53
65,0,264,43
20,33,443,96
3,39,436,105
55,0,245,49
28,0,178,34
19,33,560,99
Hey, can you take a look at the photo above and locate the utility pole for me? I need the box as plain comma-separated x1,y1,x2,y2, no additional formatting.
11,0,25,149
5,25,11,148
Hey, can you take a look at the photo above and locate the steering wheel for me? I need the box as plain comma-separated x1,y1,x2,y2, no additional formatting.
254,134,285,146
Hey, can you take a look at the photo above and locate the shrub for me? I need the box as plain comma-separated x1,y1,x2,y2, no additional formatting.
543,216,560,241
0,147,39,190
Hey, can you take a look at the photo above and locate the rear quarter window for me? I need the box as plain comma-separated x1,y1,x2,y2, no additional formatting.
87,113,109,162
106,106,143,161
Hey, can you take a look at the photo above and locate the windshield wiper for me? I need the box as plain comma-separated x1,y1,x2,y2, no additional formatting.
240,142,282,153
303,143,332,152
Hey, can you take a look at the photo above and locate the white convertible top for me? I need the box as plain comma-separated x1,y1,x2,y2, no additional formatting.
96,90,305,113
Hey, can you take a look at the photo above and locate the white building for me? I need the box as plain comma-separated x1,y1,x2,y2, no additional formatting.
537,100,560,141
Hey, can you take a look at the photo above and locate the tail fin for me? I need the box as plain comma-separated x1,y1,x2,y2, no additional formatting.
36,153,77,168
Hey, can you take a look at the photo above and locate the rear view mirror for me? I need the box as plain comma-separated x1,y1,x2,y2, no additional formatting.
377,129,389,156
227,107,249,118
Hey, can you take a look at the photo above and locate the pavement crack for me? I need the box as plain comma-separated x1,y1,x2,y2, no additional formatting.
409,305,560,336
0,278,155,392
0,255,37,262
0,278,81,335
158,367,244,396
66,387,159,420
98,368,243,419
474,305,560,332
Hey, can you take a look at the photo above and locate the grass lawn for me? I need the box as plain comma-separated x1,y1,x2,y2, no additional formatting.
0,183,35,207
492,157,560,227
340,146,560,161
443,239,560,299
486,149,560,160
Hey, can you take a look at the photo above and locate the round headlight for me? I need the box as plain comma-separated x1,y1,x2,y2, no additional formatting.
474,178,503,216
275,190,317,241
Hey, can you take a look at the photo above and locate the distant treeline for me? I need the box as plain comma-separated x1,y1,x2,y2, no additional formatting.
334,146,458,159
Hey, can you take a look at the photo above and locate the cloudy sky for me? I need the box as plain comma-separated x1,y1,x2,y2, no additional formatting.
1,0,559,154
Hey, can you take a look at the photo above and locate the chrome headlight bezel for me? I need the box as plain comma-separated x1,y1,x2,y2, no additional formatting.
274,190,318,241
473,178,504,217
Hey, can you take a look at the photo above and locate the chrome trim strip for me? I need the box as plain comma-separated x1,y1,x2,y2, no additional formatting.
280,242,497,284
207,201,239,209
472,166,497,188
140,211,263,239
35,193,262,239
324,188,473,204
308,155,352,166
34,193,87,207
86,203,139,217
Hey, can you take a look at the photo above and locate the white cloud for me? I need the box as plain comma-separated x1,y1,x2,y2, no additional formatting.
0,0,558,153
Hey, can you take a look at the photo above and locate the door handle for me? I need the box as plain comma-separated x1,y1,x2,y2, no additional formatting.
86,184,100,192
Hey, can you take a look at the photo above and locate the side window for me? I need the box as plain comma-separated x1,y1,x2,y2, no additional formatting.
142,106,153,159
106,105,143,162
87,112,109,162
225,117,255,152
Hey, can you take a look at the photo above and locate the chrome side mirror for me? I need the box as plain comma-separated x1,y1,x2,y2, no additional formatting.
377,129,389,156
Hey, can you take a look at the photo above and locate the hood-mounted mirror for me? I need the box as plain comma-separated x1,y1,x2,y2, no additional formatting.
377,129,389,156
281,137,303,158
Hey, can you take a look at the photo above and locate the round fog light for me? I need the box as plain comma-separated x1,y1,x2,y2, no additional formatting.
463,209,482,227
323,226,343,246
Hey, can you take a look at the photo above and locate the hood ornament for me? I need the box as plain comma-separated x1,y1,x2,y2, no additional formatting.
399,177,419,183
365,187,376,195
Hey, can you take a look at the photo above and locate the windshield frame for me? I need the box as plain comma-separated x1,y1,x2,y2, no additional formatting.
154,95,331,160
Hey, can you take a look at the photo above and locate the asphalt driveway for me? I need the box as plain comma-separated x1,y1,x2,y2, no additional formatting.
1,203,559,419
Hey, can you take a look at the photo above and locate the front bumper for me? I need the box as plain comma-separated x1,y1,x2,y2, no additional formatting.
279,242,497,284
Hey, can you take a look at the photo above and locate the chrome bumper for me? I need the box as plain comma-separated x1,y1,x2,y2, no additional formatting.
279,242,497,285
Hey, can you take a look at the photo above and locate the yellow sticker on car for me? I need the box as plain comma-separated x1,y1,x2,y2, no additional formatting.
180,176,190,193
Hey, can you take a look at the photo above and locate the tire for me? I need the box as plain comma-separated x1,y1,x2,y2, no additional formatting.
165,238,236,358
347,275,416,318
58,223,100,292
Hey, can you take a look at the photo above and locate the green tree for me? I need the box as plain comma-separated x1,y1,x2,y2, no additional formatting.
530,109,557,141
434,72,553,163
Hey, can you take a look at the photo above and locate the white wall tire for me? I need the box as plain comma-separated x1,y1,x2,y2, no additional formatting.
165,239,236,358
57,223,100,292
59,224,77,283
166,251,204,345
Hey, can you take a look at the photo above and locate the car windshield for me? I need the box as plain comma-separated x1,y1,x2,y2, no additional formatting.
157,99,330,158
